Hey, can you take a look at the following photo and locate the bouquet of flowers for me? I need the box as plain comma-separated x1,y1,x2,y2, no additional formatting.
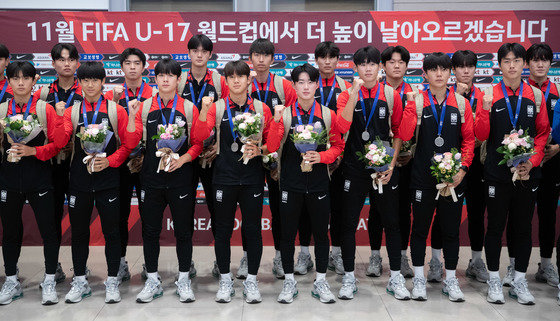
234,112,263,165
152,120,187,173
356,138,394,193
430,148,462,202
262,151,278,171
496,129,535,181
1,114,43,162
290,121,328,172
77,123,114,173
199,128,216,169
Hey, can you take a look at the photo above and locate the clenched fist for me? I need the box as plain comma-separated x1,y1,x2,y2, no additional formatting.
483,93,492,111
274,104,287,122
406,91,417,102
55,101,66,116
201,96,214,110
113,85,125,101
455,82,469,95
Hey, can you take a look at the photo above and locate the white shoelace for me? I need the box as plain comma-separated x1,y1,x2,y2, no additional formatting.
244,280,259,293
142,279,159,294
282,280,296,293
315,280,331,294
0,280,17,295
218,280,232,293
391,275,407,291
42,281,56,294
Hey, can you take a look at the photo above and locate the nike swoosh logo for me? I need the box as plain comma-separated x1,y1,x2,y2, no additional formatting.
292,55,301,59
314,96,321,99
495,108,505,112
40,70,50,75
39,191,48,197
108,78,120,83
46,100,55,104
477,54,486,59
109,197,117,202
109,55,119,59
458,193,464,198
532,187,538,192
77,122,84,126
474,78,485,83
392,185,398,190
148,119,157,123
318,195,327,200
354,108,362,112
423,114,433,118
406,70,416,75
16,55,26,59
223,117,229,121
179,194,188,199
253,193,262,198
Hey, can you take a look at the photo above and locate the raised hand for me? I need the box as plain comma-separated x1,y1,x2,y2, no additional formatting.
482,93,492,111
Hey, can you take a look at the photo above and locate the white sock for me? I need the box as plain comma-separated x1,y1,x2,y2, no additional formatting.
178,271,189,282
489,271,500,279
332,246,341,256
509,257,515,266
275,250,281,259
243,251,248,258
76,275,87,283
44,274,55,282
107,276,118,283
431,249,442,261
247,274,257,283
390,270,400,278
301,246,310,255
472,250,483,262
220,273,232,282
316,272,326,281
6,275,17,283
371,250,380,257
345,271,355,278
120,257,126,265
285,273,295,281
541,257,552,267
514,271,526,283
414,266,424,278
147,272,159,282
446,269,456,280
401,250,408,257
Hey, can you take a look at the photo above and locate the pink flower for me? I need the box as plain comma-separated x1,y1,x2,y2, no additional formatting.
434,154,443,162
296,125,304,132
454,153,461,160
443,152,452,160
176,120,186,128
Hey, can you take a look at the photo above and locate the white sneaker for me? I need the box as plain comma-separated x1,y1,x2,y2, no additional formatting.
277,279,298,304
442,277,464,302
117,261,131,283
427,258,443,282
136,278,163,303
387,273,411,300
212,261,220,279
294,252,314,275
189,260,197,279
175,277,195,303
401,255,414,278
55,262,66,284
328,252,344,275
236,256,248,279
272,257,285,279
509,278,535,305
502,265,514,287
366,254,382,277
312,279,336,303
535,263,559,287
486,277,505,304
0,278,23,305
466,259,489,283
104,278,121,303
243,279,262,303
40,278,58,305
64,278,91,303
411,276,427,301
215,279,235,303
338,274,358,300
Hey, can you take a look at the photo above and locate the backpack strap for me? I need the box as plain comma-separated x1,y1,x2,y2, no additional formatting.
177,70,189,96
184,99,194,148
276,107,293,177
335,76,347,92
214,99,226,155
0,101,9,119
211,70,222,98
70,101,81,162
150,87,159,97
141,97,153,142
107,100,120,146
454,93,466,123
35,100,49,143
253,99,265,148
39,86,50,101
273,74,285,105
411,93,425,156
529,84,542,113
384,83,395,121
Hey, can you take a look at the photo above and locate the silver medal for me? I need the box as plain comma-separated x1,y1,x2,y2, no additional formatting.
361,131,370,141
231,142,239,152
434,136,444,147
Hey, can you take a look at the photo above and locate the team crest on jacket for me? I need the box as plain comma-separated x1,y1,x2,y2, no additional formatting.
379,106,386,119
272,98,278,107
281,191,288,203
344,179,351,192
216,190,223,202
552,99,557,110
102,118,109,126
209,91,215,99
1,190,6,202
488,186,496,198
527,105,534,117
175,116,182,124
69,195,76,207
450,113,458,125
415,190,422,202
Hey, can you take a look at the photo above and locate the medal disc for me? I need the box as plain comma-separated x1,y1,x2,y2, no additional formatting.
434,136,444,147
361,131,370,141
231,142,239,152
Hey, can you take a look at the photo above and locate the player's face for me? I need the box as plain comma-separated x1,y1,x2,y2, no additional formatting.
316,55,338,76
155,73,179,94
8,71,36,96
354,61,379,83
382,52,407,80
121,54,145,80
499,52,526,81
52,49,79,78
453,65,476,85
249,53,274,73
425,66,451,90
293,72,318,101
79,78,104,98
226,73,250,95
528,59,551,80
189,46,211,69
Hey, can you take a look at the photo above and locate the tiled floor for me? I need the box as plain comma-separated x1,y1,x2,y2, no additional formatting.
1,246,558,320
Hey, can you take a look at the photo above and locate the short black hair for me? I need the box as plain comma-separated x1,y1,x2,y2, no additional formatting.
0,44,9,59
527,43,553,63
314,41,340,59
76,61,106,80
451,50,477,68
120,48,146,67
6,61,36,79
291,63,319,83
187,34,213,52
224,60,250,78
380,46,410,65
497,43,526,64
154,58,182,78
249,38,275,56
51,43,79,61
353,46,381,65
423,52,452,72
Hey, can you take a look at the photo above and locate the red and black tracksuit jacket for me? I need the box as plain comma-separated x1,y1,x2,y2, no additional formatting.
104,81,155,111
474,81,549,183
314,76,351,111
0,96,62,192
0,78,14,104
180,69,229,110
250,73,297,111
33,78,83,108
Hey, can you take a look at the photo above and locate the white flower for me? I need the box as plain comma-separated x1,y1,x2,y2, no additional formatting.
246,117,255,124
507,142,517,151
438,163,445,169
263,155,270,163
434,154,443,162
371,154,380,163
91,128,99,136
239,123,247,130
176,120,186,128
301,131,312,140
454,153,461,160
